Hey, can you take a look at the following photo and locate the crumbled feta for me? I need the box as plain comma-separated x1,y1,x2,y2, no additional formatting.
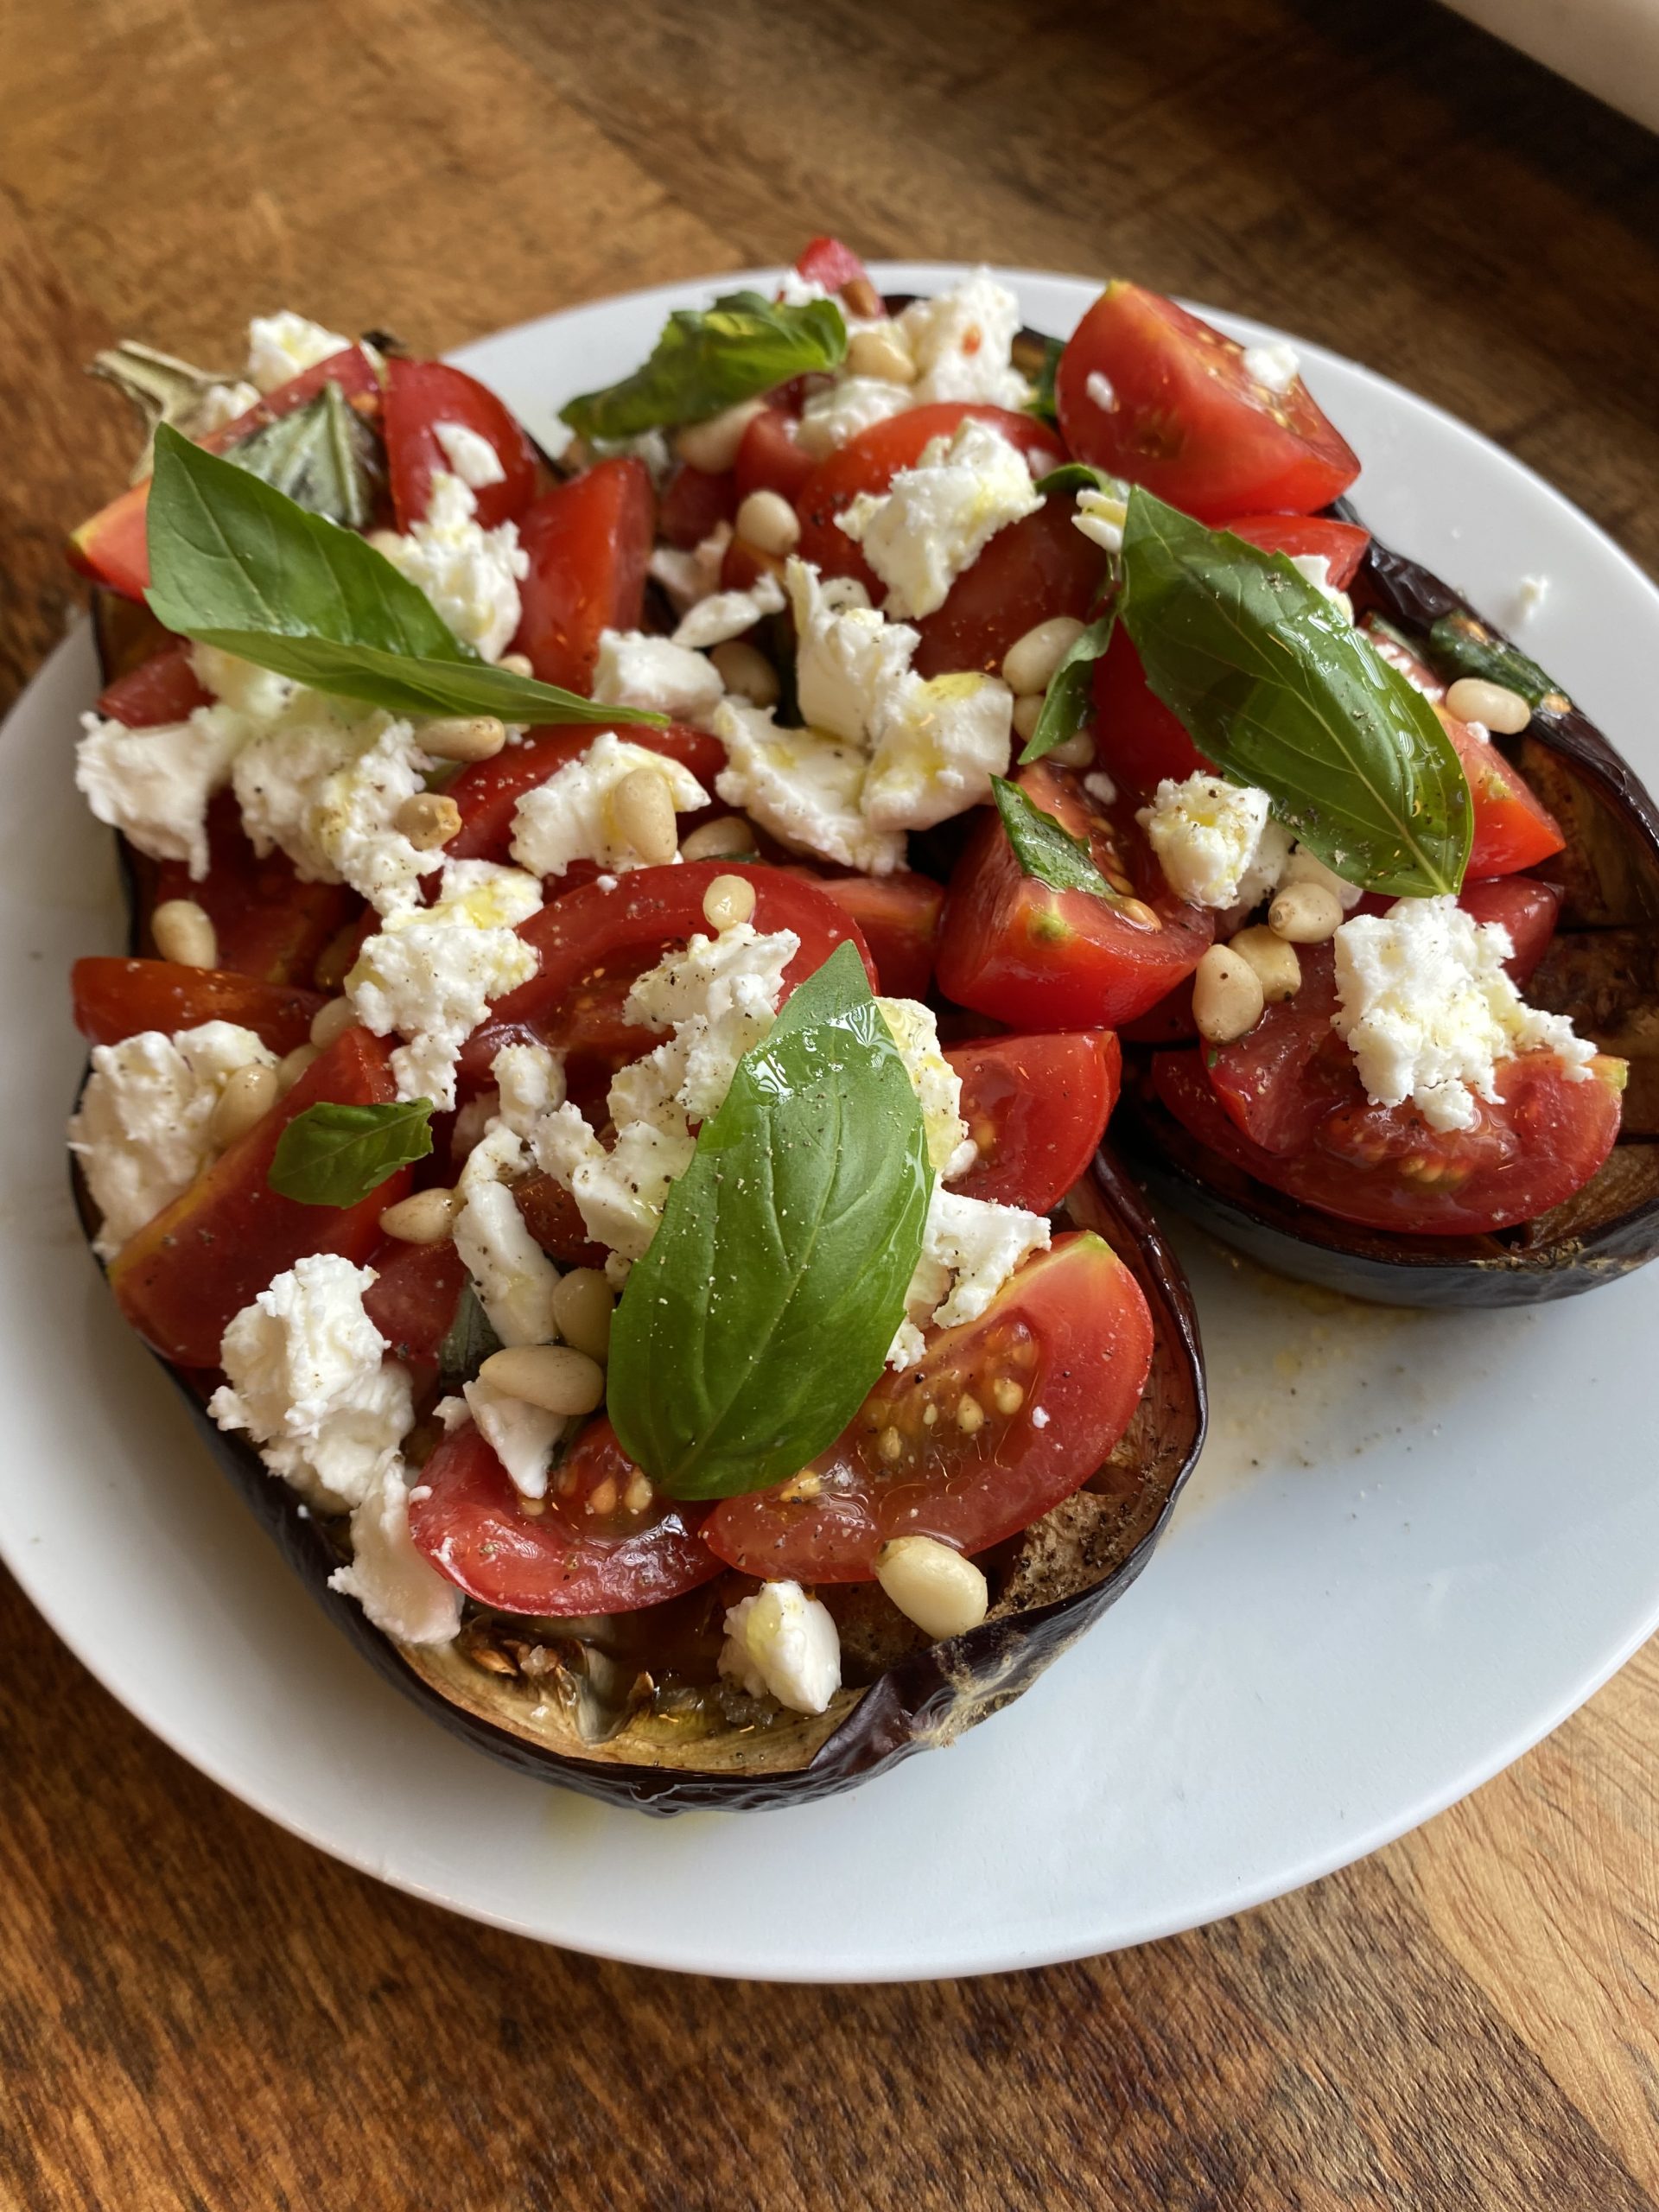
713,700,906,875
671,572,786,649
327,1460,461,1645
208,1254,414,1512
1511,575,1550,628
719,1581,842,1713
76,707,245,881
233,707,443,915
892,1185,1051,1367
346,912,537,1109
1072,483,1128,556
245,310,352,394
589,631,726,725
453,1171,562,1346
1084,769,1118,806
1137,773,1293,909
836,418,1042,619
791,563,920,746
377,470,528,662
1241,340,1300,396
425,858,544,931
649,523,733,613
510,730,709,880
878,996,974,1178
461,1376,566,1500
535,1105,696,1262
433,419,507,490
1281,842,1363,912
68,1022,276,1261
895,270,1029,409
1332,894,1596,1133
492,1041,565,1137
191,380,261,436
1084,369,1116,411
796,376,913,459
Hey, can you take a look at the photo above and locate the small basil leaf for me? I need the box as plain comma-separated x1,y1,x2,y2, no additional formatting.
1024,335,1065,429
1120,487,1471,897
561,290,847,442
991,775,1117,901
268,1098,434,1208
1427,612,1569,712
436,1284,505,1392
1019,609,1116,764
225,380,382,531
1033,461,1127,502
145,425,657,728
607,942,932,1501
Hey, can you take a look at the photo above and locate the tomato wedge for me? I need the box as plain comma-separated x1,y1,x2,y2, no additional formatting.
911,496,1108,680
1202,944,1356,1155
445,722,726,866
72,957,323,1055
96,645,212,728
383,358,537,531
511,459,655,691
658,462,737,550
937,761,1212,1028
410,1418,722,1614
735,408,816,505
809,871,943,999
110,1029,410,1367
146,793,358,985
705,1233,1152,1580
1459,876,1562,983
947,1033,1122,1211
512,1171,609,1269
1090,626,1210,797
1054,283,1359,521
361,1236,469,1368
1224,513,1370,590
1440,709,1565,875
793,235,882,308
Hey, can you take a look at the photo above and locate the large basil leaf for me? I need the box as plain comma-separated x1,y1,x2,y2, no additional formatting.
144,425,657,727
607,942,931,1501
226,380,382,530
561,290,847,442
1120,487,1471,897
268,1097,434,1207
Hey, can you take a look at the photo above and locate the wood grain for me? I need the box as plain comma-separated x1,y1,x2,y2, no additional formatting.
2,0,1657,2204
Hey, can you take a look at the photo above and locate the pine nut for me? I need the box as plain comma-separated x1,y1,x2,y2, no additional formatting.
1001,615,1085,696
681,813,759,861
1445,676,1531,734
151,899,217,969
497,652,534,678
1268,881,1344,944
876,1536,988,1640
1046,729,1095,769
208,1060,278,1149
275,1042,320,1093
734,488,800,557
419,715,506,764
1011,695,1044,743
395,791,462,850
672,397,767,474
702,873,756,932
1228,925,1301,1002
308,995,358,1049
550,1268,614,1362
709,640,779,709
843,276,885,321
610,765,679,864
378,1185,460,1244
478,1344,606,1417
1192,944,1266,1043
846,325,918,385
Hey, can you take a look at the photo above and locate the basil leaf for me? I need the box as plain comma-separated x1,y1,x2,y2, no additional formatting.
991,776,1117,901
607,942,931,1501
1019,609,1116,763
226,380,382,531
145,425,657,728
1427,612,1569,712
436,1284,504,1392
561,290,847,442
1120,487,1471,897
1024,335,1065,429
268,1097,434,1207
1033,461,1127,502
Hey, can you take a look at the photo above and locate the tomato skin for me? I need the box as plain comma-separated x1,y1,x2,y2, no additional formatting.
511,460,655,691
383,358,537,532
72,957,323,1056
658,462,737,549
1439,710,1565,875
1055,283,1359,522
937,762,1212,1029
109,1029,411,1367
1090,626,1211,797
704,1233,1152,1581
911,497,1108,680
95,645,212,728
810,871,944,999
794,235,880,302
410,1418,722,1615
1203,944,1354,1155
1459,875,1561,983
1224,513,1370,590
734,408,816,505
147,793,358,986
947,1033,1122,1211
445,722,726,866
362,1236,469,1367
512,1171,610,1269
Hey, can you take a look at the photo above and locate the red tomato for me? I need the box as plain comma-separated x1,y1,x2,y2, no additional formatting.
445,722,727,866
937,761,1212,1028
410,1418,722,1614
362,1236,469,1367
810,871,944,999
1224,513,1370,591
947,1033,1122,1211
512,460,654,691
734,408,816,505
95,645,211,728
206,346,381,448
148,794,358,985
1459,875,1562,984
658,462,737,549
1439,709,1565,875
512,1172,609,1269
912,498,1108,680
109,1030,411,1367
383,358,537,532
1055,283,1359,522
1152,1044,1623,1236
793,235,881,307
1203,944,1357,1155
705,1233,1152,1580
1090,626,1210,797
72,957,323,1055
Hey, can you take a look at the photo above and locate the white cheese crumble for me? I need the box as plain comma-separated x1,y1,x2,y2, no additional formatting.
889,1186,1052,1369
1084,369,1116,411
878,995,975,1179
1511,575,1551,628
327,1461,461,1645
714,700,906,875
509,730,710,880
461,1375,566,1500
377,470,528,662
1241,340,1300,396
1332,894,1595,1134
433,418,507,490
492,1039,565,1135
190,645,295,722
76,707,246,881
424,858,545,931
895,270,1029,409
68,1022,276,1261
453,1160,562,1347
719,1582,842,1713
1137,773,1293,909
208,1254,414,1512
346,912,538,1109
836,417,1042,619
1072,482,1128,556
670,571,786,649
589,631,726,726
191,380,261,436
245,310,352,394
796,376,914,460
649,522,733,614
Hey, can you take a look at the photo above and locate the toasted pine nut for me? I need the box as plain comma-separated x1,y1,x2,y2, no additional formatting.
479,1344,606,1417
1268,881,1344,944
1228,925,1302,1003
1001,615,1086,696
709,640,779,709
847,325,917,385
308,996,358,1050
611,765,679,864
672,397,767,474
1445,676,1531,734
1193,944,1266,1043
876,1536,988,1640
208,1060,278,1149
843,275,886,321
702,873,756,932
275,1042,320,1093
419,715,506,764
378,1185,460,1244
395,791,463,850
1045,729,1095,769
550,1268,614,1362
681,813,759,861
734,488,800,557
497,652,534,678
151,899,217,969
366,530,403,556
1011,695,1044,743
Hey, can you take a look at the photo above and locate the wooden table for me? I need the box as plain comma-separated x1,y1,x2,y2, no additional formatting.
3,1,1657,2202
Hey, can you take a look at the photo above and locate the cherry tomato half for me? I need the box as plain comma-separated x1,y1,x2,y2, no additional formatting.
1440,709,1565,876
362,1236,469,1369
810,871,944,1000
383,358,537,532
1090,626,1210,798
947,1032,1122,1211
1459,875,1562,984
511,459,654,692
1224,513,1370,591
72,957,323,1056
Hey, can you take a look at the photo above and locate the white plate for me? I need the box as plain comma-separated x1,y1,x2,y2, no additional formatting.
5,265,1658,1984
